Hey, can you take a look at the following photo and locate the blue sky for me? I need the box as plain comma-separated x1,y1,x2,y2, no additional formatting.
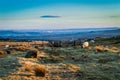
0,0,120,29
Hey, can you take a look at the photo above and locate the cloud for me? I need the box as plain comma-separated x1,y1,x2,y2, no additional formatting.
109,15,120,18
40,15,61,18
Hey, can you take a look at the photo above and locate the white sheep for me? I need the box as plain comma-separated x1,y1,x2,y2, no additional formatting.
82,41,89,48
5,45,9,49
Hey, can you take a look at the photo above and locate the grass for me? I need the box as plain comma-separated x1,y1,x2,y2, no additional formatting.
0,37,120,80
34,64,46,77
24,64,33,72
42,45,120,80
0,50,6,55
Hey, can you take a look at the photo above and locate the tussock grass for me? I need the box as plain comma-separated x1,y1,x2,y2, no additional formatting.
24,64,33,72
34,64,46,77
95,46,104,52
0,37,120,80
95,45,119,53
0,50,6,55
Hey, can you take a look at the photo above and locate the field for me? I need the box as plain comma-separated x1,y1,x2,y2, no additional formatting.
0,37,120,80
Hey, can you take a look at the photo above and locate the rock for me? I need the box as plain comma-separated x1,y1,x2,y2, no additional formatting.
6,50,11,54
25,50,38,58
34,45,39,49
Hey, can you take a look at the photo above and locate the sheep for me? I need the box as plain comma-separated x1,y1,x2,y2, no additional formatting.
4,45,10,49
90,40,95,45
82,41,89,48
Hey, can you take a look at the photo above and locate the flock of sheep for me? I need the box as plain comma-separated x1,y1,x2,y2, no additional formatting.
3,39,95,49
0,39,96,56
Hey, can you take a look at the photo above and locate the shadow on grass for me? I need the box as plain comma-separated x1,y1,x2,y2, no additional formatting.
0,55,21,78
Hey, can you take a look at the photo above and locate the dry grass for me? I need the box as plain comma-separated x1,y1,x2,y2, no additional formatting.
0,41,49,46
0,50,6,55
23,64,33,72
64,63,80,72
0,78,3,80
95,45,119,53
0,38,120,80
34,64,46,77
95,46,104,52
15,46,30,51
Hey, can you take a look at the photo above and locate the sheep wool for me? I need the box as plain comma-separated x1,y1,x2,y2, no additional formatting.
82,42,89,48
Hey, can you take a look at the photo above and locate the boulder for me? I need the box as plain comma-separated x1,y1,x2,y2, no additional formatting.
6,50,11,54
25,50,38,58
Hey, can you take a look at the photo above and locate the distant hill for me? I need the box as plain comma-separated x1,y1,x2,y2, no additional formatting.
0,27,120,41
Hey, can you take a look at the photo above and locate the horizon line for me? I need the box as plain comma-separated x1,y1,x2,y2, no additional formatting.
0,27,119,31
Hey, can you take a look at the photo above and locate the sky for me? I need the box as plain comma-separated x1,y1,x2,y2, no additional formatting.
0,0,120,30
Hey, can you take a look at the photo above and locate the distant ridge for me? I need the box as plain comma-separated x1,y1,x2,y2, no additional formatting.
0,27,120,41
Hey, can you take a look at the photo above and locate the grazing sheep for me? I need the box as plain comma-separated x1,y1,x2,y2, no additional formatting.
4,45,10,49
82,41,89,48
